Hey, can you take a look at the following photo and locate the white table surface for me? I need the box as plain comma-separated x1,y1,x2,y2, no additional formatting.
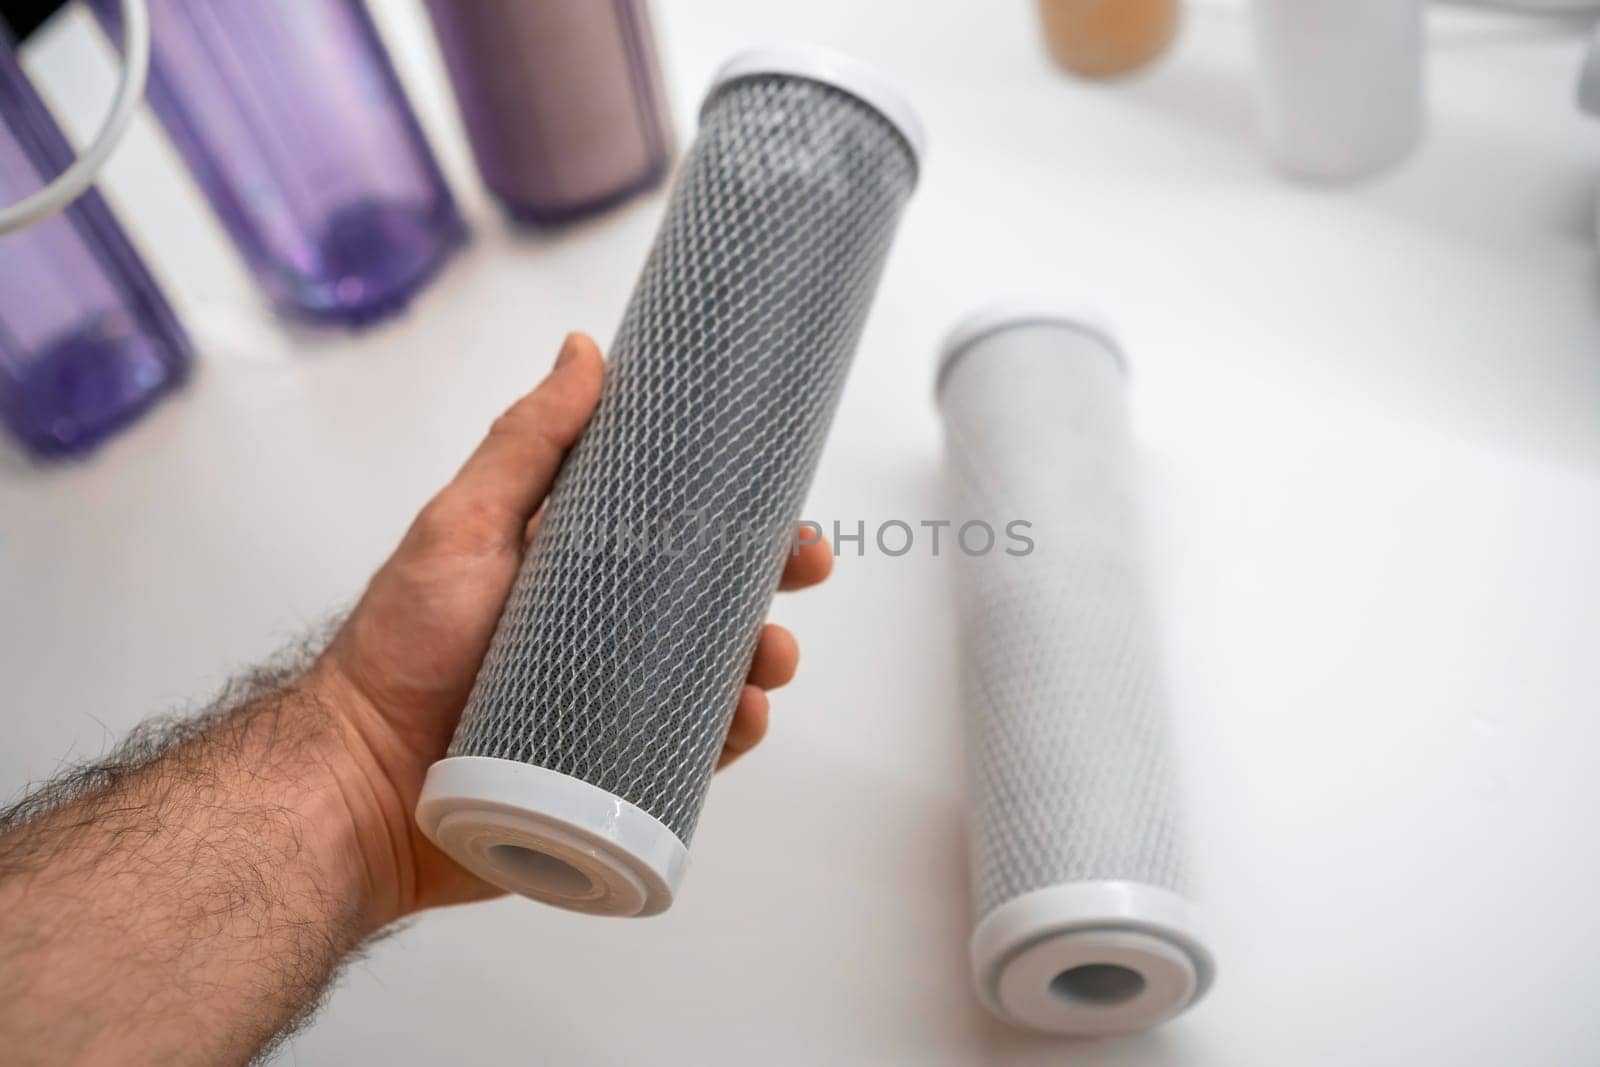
6,2,1600,1063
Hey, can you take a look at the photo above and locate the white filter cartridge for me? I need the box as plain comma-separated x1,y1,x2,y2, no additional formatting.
937,308,1214,1035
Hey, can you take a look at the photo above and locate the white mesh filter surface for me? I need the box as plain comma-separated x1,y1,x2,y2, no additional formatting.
446,73,917,844
939,324,1188,923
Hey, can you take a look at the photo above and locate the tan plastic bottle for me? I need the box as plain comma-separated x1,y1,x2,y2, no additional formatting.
1036,0,1179,78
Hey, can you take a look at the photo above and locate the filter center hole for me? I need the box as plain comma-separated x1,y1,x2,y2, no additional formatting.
488,844,593,898
1050,964,1146,1006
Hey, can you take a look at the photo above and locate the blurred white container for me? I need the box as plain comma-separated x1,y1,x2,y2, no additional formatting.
1250,0,1425,182
1447,0,1600,10
1577,26,1600,245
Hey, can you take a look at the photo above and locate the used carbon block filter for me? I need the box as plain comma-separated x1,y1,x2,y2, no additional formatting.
416,47,922,917
937,307,1213,1034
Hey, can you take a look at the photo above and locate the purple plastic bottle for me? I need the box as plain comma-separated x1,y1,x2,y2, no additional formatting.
0,36,190,458
91,0,465,326
425,0,673,224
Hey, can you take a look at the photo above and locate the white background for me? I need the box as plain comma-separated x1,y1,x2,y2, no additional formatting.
5,1,1600,1063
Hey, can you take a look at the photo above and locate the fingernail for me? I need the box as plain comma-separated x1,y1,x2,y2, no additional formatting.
555,333,582,370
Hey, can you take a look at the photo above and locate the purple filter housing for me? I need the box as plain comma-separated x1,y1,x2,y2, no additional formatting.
92,0,465,326
425,0,673,223
0,35,190,457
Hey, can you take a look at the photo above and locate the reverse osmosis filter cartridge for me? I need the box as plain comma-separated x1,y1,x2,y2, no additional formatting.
417,47,922,917
937,308,1213,1034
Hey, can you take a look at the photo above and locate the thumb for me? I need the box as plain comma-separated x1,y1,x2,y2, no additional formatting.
442,332,605,536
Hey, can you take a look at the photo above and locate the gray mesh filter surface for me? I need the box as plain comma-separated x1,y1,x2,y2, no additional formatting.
447,74,917,843
938,324,1188,923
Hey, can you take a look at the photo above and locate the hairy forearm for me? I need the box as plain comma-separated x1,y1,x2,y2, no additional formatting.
0,668,391,1066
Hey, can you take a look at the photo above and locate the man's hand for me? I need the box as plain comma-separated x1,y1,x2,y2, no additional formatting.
0,333,832,1066
309,331,833,929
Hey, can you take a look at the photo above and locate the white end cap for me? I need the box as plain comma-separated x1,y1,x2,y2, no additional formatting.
937,301,1126,395
706,45,926,172
416,756,689,917
971,881,1215,1035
